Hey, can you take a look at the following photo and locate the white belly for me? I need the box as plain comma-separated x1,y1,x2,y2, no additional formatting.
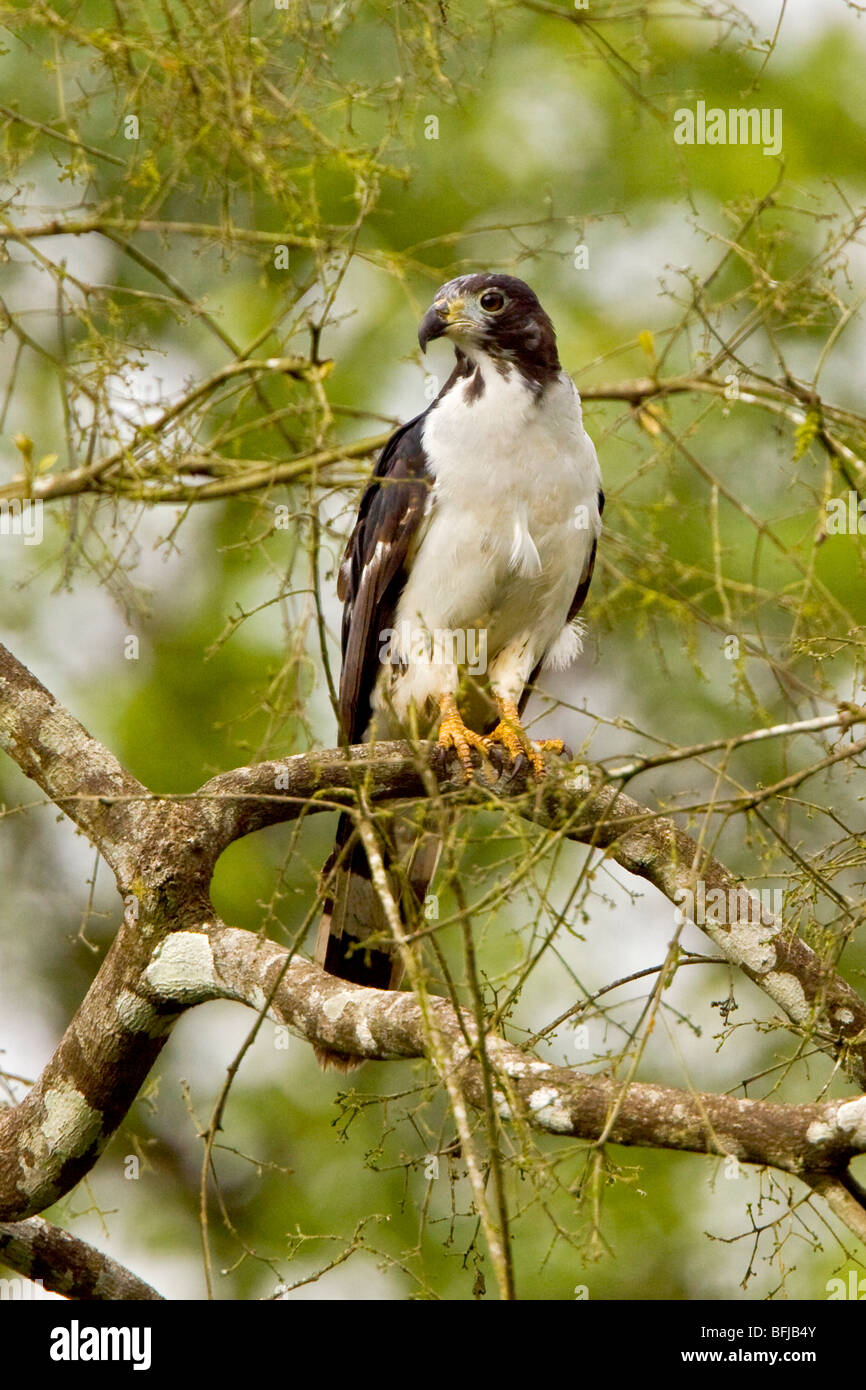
371,360,602,725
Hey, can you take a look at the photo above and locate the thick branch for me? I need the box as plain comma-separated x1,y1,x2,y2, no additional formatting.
199,739,866,1088
0,644,148,880
0,1217,163,1300
0,648,216,1221
0,915,196,1221
170,925,866,1179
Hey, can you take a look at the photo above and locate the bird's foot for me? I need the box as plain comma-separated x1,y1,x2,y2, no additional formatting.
436,697,488,781
484,700,563,779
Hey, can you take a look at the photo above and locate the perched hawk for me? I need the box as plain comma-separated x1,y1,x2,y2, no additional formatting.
314,273,603,1065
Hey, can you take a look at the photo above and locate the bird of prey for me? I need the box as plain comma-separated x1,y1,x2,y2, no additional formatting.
314,273,603,1063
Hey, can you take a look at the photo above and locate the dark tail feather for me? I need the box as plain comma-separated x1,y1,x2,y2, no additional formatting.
313,811,440,1070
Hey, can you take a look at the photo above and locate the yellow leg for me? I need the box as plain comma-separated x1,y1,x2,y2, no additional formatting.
483,697,563,778
436,693,488,781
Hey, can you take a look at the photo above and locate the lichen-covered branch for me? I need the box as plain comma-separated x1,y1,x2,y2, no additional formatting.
198,738,866,1089
0,644,148,880
0,645,216,1222
170,925,866,1179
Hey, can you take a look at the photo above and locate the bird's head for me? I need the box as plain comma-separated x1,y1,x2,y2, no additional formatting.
418,273,561,389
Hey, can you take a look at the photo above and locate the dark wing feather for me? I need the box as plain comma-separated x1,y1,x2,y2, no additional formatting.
337,356,474,743
338,413,433,742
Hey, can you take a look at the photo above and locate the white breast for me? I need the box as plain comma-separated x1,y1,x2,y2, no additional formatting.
372,357,602,725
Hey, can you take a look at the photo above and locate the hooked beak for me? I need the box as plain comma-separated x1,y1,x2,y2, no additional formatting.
418,297,463,351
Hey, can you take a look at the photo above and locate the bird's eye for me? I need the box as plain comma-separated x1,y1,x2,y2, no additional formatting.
479,290,506,313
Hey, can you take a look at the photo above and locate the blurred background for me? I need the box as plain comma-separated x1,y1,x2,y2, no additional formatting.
0,0,865,1299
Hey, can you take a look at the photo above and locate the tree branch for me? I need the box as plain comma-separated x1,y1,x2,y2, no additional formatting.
0,644,148,880
2,367,861,505
198,739,866,1088
0,1217,164,1300
175,925,866,1179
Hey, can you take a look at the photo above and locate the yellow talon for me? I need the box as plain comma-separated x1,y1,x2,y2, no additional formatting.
483,698,563,778
437,693,488,781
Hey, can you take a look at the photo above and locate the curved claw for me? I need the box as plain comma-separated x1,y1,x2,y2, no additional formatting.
436,695,488,782
484,699,564,779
